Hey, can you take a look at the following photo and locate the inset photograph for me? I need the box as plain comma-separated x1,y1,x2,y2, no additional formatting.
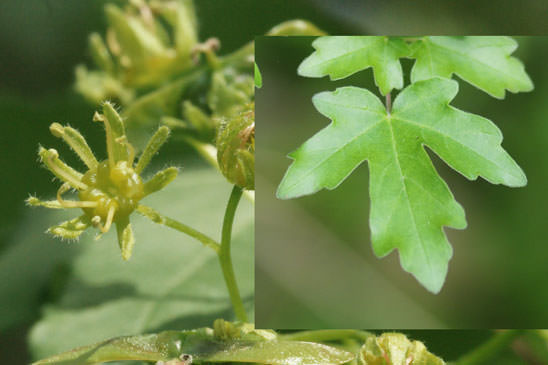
256,36,548,328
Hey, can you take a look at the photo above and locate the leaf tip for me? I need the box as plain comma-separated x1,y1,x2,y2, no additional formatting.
297,54,322,78
275,182,290,200
296,60,311,77
507,168,528,188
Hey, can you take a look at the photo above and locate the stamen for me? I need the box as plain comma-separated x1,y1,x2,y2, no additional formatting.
115,135,135,166
93,111,115,171
90,205,115,234
102,205,116,233
57,183,98,208
91,216,102,227
40,147,88,190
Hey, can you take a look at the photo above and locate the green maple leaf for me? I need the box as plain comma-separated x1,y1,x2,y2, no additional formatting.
297,36,410,95
32,322,354,365
410,36,533,98
277,77,526,293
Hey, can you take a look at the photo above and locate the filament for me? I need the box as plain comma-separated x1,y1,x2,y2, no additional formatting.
116,136,135,166
56,183,98,208
101,205,116,233
93,112,116,171
90,205,116,234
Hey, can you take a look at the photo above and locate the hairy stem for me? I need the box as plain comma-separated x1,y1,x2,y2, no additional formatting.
218,185,248,322
136,205,220,252
385,92,392,114
454,330,524,365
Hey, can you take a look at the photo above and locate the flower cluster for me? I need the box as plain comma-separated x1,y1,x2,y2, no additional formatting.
76,0,198,104
360,333,444,365
27,102,177,260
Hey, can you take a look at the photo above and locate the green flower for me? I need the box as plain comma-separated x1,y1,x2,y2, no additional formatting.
27,102,177,260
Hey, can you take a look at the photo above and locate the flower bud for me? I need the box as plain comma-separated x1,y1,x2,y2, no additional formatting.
216,104,254,190
208,69,254,117
76,0,199,104
360,333,445,365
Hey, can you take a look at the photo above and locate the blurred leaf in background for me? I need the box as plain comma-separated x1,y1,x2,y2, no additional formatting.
28,169,253,359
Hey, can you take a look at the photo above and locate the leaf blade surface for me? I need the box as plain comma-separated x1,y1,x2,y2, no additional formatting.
278,77,525,292
410,36,533,98
298,36,409,95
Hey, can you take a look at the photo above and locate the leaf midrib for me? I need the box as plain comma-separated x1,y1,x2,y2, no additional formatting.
386,117,433,275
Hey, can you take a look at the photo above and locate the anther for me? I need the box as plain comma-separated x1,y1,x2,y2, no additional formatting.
93,111,105,123
91,216,102,227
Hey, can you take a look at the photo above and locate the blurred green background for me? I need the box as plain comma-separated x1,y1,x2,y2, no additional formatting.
255,36,548,329
2,0,548,364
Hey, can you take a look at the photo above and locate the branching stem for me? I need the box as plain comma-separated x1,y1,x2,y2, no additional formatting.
138,185,248,321
136,205,220,252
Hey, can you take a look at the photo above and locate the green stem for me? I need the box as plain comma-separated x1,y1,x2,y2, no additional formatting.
280,329,373,343
453,330,524,365
218,185,248,322
136,205,220,252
